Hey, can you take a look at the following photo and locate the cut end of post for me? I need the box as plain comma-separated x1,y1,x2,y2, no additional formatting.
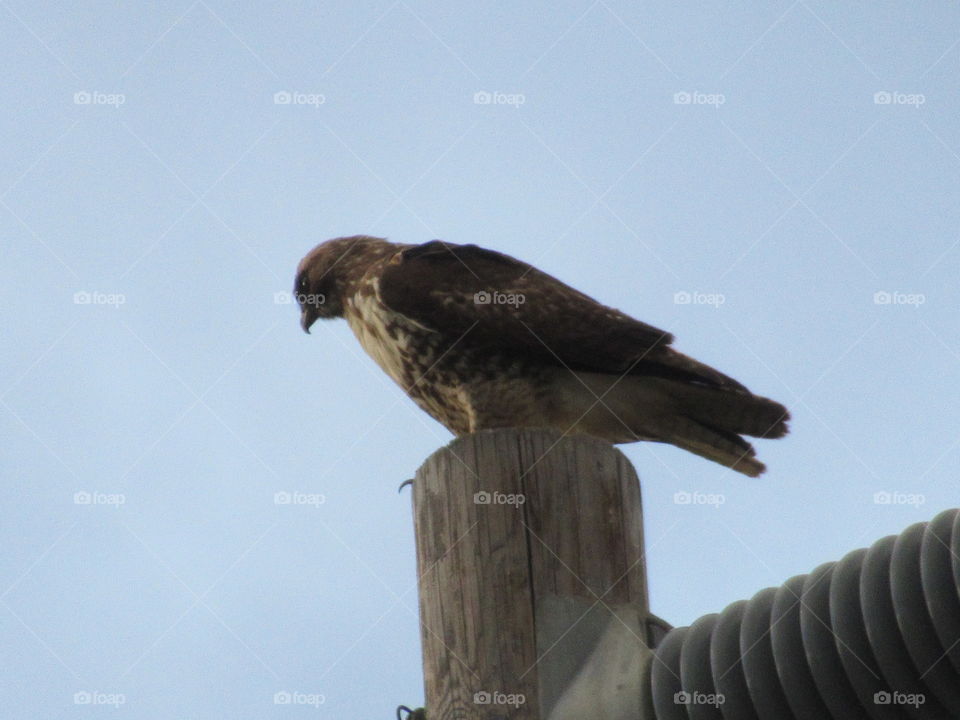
411,428,654,720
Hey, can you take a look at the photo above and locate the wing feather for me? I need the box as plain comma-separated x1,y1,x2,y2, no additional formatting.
377,240,746,392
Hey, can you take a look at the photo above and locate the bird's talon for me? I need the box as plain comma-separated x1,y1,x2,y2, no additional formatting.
397,705,425,720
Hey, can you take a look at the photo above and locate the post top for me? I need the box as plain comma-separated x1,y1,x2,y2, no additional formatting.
420,427,634,472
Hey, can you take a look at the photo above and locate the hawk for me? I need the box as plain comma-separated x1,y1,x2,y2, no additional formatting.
295,236,789,476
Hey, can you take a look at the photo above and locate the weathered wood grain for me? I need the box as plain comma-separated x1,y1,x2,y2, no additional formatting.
413,428,652,720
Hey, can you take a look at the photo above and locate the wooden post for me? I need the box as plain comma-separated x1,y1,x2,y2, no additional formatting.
412,428,654,720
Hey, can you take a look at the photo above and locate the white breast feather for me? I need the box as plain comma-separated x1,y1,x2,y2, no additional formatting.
346,288,436,385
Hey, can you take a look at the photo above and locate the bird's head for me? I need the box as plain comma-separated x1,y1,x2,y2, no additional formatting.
294,235,391,333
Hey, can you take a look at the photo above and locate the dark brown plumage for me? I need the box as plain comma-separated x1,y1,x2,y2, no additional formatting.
295,236,790,476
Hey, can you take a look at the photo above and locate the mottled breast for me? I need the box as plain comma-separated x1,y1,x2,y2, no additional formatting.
344,279,469,431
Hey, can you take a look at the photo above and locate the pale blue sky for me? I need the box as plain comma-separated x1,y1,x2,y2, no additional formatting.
2,1,959,717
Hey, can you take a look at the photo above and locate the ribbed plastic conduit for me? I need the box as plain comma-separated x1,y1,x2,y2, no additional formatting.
647,508,960,720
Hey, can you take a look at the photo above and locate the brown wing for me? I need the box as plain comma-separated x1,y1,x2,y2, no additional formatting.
378,240,748,392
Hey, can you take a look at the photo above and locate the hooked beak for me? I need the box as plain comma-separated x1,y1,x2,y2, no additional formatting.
300,306,319,334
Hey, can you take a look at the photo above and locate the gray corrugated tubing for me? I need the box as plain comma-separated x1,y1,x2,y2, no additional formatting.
648,508,960,720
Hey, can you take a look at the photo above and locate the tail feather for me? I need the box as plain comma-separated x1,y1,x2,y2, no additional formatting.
663,381,790,439
657,415,767,477
562,371,790,476
646,379,790,477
